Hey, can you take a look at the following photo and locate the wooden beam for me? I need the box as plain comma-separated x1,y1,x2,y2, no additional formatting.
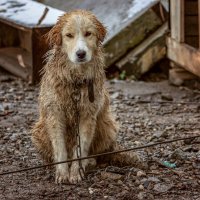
170,0,184,42
104,6,163,66
198,0,200,48
167,37,200,77
116,22,167,78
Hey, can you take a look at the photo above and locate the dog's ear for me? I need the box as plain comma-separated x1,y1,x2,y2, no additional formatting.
45,15,65,47
94,18,107,43
45,24,62,47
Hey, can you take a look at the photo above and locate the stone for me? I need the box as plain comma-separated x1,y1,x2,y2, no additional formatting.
138,192,154,200
153,183,173,193
161,94,173,101
139,184,144,190
101,172,122,180
137,171,146,177
170,148,187,161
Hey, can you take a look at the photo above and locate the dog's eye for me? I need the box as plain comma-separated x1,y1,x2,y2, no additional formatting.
66,33,73,38
85,31,92,37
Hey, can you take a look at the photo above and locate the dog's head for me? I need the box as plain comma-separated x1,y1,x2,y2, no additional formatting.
46,10,107,64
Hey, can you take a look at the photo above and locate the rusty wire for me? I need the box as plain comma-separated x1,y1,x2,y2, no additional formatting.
0,135,199,176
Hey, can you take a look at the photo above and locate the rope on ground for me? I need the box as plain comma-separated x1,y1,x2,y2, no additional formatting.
0,135,199,176
123,100,200,104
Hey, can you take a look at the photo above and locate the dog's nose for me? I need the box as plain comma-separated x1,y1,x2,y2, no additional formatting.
76,50,86,59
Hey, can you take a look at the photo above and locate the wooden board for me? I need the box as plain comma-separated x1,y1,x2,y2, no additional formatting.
0,0,64,29
169,63,198,86
167,37,200,77
0,22,19,47
185,0,198,16
44,0,167,66
32,27,51,84
0,47,31,80
185,36,199,48
199,0,200,48
116,23,167,78
170,0,184,42
104,7,163,66
185,16,198,36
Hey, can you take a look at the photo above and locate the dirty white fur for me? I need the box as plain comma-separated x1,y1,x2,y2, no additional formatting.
32,10,145,184
62,15,94,64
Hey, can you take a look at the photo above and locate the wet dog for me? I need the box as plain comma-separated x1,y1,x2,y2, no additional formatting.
32,10,145,184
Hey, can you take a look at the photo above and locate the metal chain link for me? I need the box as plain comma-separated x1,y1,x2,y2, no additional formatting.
71,80,85,180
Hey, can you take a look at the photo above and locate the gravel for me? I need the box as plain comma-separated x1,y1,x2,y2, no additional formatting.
0,69,200,200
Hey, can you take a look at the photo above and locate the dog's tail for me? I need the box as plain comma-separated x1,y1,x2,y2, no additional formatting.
96,144,148,170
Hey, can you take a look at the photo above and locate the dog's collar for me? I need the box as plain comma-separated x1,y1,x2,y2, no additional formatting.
73,79,95,103
73,79,90,86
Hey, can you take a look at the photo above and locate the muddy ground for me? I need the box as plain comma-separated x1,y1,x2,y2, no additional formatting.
0,68,200,200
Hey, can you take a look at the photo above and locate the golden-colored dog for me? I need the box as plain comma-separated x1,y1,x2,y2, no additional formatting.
32,10,145,184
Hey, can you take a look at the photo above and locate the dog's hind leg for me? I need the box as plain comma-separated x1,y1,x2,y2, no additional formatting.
31,119,53,163
91,108,118,156
91,103,147,169
103,145,148,170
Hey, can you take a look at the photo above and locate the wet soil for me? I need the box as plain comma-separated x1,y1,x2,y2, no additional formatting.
0,69,200,200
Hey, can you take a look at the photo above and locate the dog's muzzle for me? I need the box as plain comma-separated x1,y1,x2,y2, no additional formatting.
76,50,86,62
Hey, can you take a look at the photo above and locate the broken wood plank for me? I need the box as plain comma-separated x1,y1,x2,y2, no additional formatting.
116,22,168,79
167,37,200,77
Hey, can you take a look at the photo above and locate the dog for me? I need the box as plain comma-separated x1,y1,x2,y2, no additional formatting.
31,10,145,184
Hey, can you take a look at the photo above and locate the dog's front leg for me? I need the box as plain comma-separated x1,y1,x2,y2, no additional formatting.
69,118,95,183
47,110,69,184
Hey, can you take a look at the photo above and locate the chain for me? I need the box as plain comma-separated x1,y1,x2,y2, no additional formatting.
71,80,85,180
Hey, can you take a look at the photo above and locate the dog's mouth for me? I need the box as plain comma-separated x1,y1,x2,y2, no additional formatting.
76,58,87,63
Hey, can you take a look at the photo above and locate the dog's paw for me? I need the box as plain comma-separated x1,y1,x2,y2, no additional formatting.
55,173,69,184
69,173,83,184
55,166,69,184
69,162,84,184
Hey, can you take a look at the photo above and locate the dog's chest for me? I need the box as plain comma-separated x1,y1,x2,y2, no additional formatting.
79,85,101,110
59,82,104,119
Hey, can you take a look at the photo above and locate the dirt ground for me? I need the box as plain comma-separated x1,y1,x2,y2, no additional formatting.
0,68,200,200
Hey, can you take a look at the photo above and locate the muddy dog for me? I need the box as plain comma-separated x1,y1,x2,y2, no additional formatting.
32,10,145,184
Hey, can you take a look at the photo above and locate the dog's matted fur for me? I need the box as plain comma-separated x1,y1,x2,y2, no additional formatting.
32,10,145,184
